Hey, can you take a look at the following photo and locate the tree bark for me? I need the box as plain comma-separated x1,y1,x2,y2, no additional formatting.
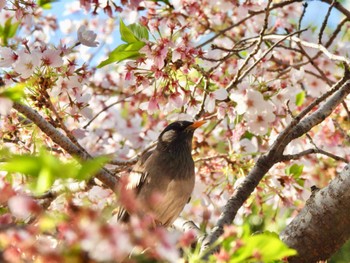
200,73,350,254
281,164,350,262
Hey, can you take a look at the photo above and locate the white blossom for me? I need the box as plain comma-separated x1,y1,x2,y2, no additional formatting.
77,25,99,47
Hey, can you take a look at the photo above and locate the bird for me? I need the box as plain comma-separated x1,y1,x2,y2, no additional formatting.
118,120,206,227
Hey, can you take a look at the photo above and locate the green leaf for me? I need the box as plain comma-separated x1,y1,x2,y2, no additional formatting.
229,232,297,262
128,23,149,41
7,21,20,39
0,18,20,45
76,156,109,181
97,20,149,68
97,41,145,68
120,19,138,43
286,163,304,186
38,0,58,9
0,148,109,194
0,83,26,101
295,91,305,106
285,164,304,178
0,155,42,176
36,167,54,194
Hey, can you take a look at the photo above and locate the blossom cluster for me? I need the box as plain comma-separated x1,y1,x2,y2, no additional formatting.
1,0,350,261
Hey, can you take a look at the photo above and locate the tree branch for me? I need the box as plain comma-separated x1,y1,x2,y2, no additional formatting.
196,0,303,48
321,0,350,20
280,148,347,162
200,66,350,254
318,0,335,44
281,164,350,262
12,102,118,190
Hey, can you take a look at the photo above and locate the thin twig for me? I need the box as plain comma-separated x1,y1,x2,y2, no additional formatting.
320,0,350,20
83,94,135,129
318,0,335,44
44,91,88,154
296,42,333,86
280,148,347,162
226,29,307,91
225,0,273,91
196,0,302,48
298,2,308,33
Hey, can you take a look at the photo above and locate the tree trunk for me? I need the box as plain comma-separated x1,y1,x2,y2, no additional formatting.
280,164,350,262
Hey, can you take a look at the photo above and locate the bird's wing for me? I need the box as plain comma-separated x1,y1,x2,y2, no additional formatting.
117,150,153,222
126,150,153,192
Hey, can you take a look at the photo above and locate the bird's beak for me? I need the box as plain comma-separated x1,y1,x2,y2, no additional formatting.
190,120,206,129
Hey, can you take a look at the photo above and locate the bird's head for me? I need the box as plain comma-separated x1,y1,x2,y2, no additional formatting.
157,120,206,152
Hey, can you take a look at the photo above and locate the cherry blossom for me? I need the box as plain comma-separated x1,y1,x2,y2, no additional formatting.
0,0,5,11
77,25,99,47
205,88,229,113
0,0,349,262
8,195,41,220
0,98,13,115
140,39,172,70
0,47,17,67
13,50,42,79
139,96,160,114
41,49,63,67
245,108,276,136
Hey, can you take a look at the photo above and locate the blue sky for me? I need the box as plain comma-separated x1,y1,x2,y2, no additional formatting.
46,0,343,39
302,1,342,28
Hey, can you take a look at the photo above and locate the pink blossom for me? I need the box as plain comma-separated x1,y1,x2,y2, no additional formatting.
232,89,270,115
129,0,143,9
155,230,180,263
0,0,5,11
0,98,13,115
41,49,63,67
235,138,258,154
88,186,113,209
290,67,305,85
205,88,228,113
169,92,184,108
77,25,99,47
306,75,327,98
0,47,17,67
0,181,15,205
51,76,82,97
13,50,42,79
140,40,171,70
217,102,226,119
139,96,160,114
0,213,12,225
245,109,276,136
179,230,196,247
8,195,41,220
271,84,299,113
71,128,86,139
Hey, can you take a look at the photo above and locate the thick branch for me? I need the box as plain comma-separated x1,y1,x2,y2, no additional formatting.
12,102,118,190
281,164,350,262
287,80,350,143
200,67,350,254
200,155,275,254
